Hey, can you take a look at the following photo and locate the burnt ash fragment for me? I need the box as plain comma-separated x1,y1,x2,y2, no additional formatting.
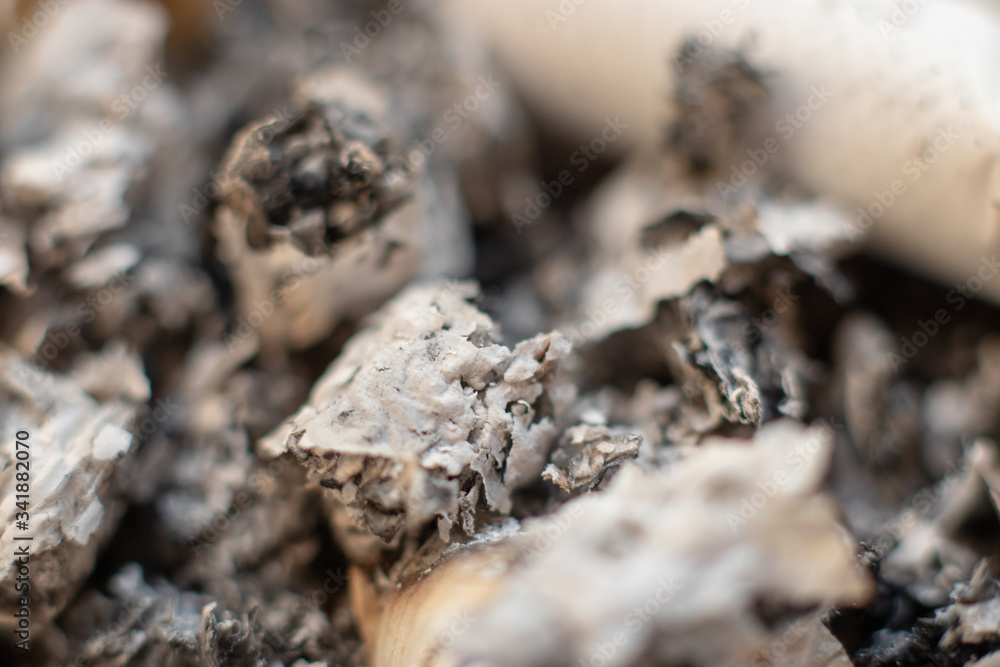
668,40,770,175
259,281,576,559
220,101,412,256
543,424,642,493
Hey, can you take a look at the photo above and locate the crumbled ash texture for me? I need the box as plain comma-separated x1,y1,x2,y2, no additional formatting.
426,421,871,667
846,561,1000,667
0,345,142,630
213,68,472,354
199,602,266,667
659,284,814,435
261,281,575,546
60,547,362,667
574,161,728,340
65,564,213,667
0,0,170,275
574,157,853,348
219,84,411,256
63,564,276,667
676,289,765,425
0,0,216,359
542,423,641,493
5,0,1000,664
938,563,1000,651
855,438,998,610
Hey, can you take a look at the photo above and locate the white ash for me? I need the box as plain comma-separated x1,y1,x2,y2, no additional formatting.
63,244,142,290
575,159,727,340
877,439,998,608
175,461,317,586
938,562,1000,648
0,0,218,355
0,345,141,629
142,337,307,545
922,337,1000,477
381,419,869,667
68,340,151,404
61,533,361,666
0,214,28,295
666,285,815,431
542,424,642,493
573,156,855,343
862,560,1000,667
674,292,764,426
0,0,177,271
215,68,472,356
0,0,167,146
761,614,855,667
568,382,695,460
260,281,576,547
66,563,226,667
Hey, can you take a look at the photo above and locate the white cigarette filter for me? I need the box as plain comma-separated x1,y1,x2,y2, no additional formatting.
444,0,1000,300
